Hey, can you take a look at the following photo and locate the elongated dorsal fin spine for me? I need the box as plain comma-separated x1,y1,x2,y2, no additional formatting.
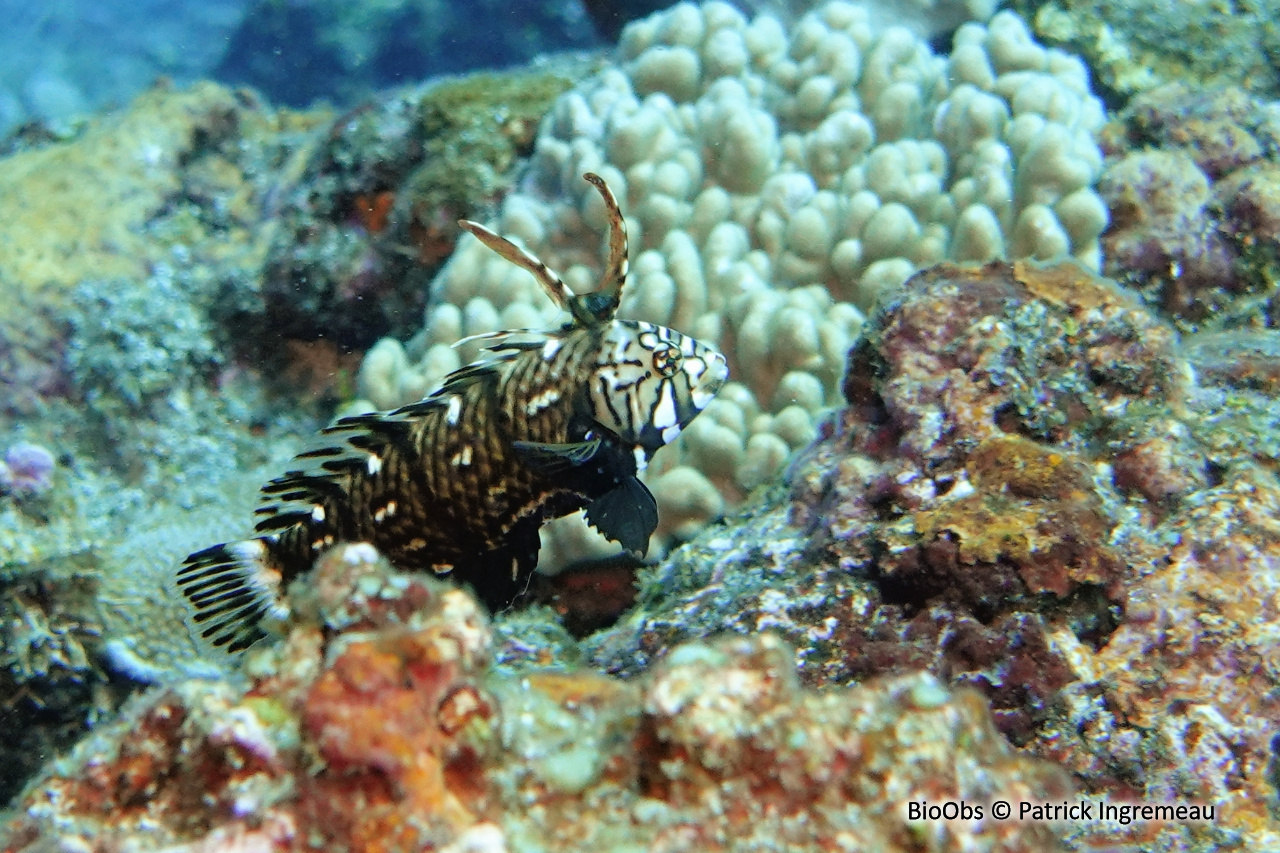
457,173,630,330
456,219,577,313
583,172,628,323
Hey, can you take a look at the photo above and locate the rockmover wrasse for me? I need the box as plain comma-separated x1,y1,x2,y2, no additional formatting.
178,173,728,651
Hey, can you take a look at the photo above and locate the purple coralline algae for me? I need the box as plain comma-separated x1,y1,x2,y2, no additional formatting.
0,441,55,497
1099,83,1280,330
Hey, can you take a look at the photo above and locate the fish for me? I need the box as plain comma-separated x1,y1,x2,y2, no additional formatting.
177,173,729,652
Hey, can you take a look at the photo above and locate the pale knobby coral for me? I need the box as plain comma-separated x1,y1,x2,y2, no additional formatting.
358,0,1110,569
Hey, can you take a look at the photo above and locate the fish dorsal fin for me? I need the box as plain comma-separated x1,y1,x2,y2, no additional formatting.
457,172,629,329
584,477,657,556
451,329,547,350
251,408,420,529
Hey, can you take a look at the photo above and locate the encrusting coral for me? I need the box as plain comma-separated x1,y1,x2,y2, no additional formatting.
2,542,1072,853
357,0,1111,569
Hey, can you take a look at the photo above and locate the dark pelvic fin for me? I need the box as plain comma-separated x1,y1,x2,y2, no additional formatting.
459,515,543,613
512,438,603,476
584,477,658,556
176,539,285,652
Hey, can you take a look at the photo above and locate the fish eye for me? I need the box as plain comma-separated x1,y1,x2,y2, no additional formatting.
652,343,681,377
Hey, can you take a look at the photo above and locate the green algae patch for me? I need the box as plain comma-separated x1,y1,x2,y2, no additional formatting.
404,68,579,242
0,82,240,305
1020,0,1280,102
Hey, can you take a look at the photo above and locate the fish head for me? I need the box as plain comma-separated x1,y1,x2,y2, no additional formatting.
586,319,728,464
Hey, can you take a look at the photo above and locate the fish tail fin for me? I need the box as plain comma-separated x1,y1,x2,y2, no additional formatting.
176,538,292,653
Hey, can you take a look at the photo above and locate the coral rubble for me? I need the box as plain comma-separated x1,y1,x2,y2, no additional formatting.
2,543,1070,852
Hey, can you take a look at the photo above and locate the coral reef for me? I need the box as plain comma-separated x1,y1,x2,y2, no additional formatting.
2,542,1071,852
586,259,1280,850
0,445,126,807
0,444,280,805
587,0,1002,43
4,1,1278,848
1011,0,1280,103
1097,83,1280,332
0,82,248,300
0,81,334,803
359,0,1111,570
0,561,119,808
0,61,591,804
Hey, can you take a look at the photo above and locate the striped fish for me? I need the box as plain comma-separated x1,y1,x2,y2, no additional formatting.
178,174,728,651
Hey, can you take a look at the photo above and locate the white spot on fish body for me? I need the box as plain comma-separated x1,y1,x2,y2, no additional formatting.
542,339,561,360
634,446,648,472
446,395,462,425
450,446,473,466
231,540,267,561
524,387,561,415
311,504,326,523
366,453,383,475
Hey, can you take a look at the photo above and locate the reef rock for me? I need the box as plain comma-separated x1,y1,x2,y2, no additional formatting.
587,259,1280,851
1,542,1069,853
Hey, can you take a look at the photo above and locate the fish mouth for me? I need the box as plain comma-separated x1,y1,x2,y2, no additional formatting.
691,351,729,409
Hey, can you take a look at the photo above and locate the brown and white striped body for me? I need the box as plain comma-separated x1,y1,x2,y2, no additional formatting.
178,174,728,651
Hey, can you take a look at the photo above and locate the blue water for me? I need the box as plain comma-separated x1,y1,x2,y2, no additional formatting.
0,0,609,134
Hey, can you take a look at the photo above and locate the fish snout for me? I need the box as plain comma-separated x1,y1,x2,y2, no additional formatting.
691,349,728,410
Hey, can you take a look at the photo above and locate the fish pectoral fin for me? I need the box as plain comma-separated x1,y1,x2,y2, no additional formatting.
512,438,602,474
584,477,658,556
